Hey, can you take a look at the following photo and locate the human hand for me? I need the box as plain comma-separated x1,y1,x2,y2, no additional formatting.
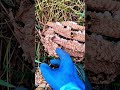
40,48,85,90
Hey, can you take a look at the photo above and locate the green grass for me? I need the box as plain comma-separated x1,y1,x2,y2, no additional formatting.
35,0,85,24
0,30,34,89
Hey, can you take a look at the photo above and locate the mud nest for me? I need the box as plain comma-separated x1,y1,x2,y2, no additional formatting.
38,21,85,62
86,0,120,84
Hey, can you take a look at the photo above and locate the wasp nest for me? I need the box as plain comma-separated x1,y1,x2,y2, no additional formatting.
86,0,120,12
39,21,85,62
87,11,120,38
86,0,120,84
86,34,120,84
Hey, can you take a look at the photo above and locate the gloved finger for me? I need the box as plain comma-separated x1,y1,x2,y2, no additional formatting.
40,63,57,89
50,59,60,65
56,48,74,72
40,63,52,73
40,63,53,81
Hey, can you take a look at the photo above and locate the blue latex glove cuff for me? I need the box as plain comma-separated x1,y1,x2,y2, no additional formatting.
60,82,82,90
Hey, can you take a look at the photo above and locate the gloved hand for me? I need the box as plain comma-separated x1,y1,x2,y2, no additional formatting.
40,48,85,90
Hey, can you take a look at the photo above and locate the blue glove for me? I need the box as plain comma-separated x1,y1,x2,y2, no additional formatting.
40,48,85,90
